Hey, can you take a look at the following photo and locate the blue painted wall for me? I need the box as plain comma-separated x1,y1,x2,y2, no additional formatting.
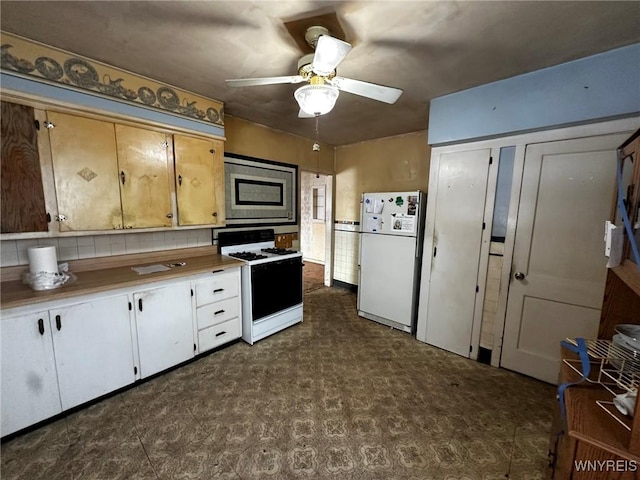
428,43,640,146
1,73,225,138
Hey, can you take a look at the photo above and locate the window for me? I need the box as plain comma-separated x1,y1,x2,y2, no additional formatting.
312,186,325,221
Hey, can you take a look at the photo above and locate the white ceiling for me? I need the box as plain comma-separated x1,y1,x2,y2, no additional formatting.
1,1,639,146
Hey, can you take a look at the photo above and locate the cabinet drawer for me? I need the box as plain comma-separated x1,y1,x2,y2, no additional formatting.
196,297,239,330
195,271,239,306
198,318,241,353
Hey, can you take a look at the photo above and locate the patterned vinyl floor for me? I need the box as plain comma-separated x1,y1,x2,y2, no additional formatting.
1,287,555,480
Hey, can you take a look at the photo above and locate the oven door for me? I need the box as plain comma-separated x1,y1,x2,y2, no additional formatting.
250,257,303,321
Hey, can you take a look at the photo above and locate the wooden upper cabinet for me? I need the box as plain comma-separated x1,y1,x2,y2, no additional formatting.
115,125,172,228
173,135,225,226
1,101,48,233
47,112,123,231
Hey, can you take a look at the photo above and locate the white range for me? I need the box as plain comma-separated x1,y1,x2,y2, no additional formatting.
217,229,303,344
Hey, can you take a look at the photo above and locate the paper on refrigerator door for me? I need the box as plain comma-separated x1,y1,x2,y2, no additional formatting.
366,216,383,232
391,214,415,232
364,197,374,213
373,199,385,214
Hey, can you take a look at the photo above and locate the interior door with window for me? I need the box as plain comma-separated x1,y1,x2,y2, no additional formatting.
500,133,628,383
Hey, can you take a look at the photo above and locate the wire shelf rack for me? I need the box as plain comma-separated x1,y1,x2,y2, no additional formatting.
563,338,639,431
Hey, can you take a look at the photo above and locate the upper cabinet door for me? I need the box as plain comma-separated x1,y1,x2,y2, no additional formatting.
47,112,123,231
174,135,225,226
1,101,48,233
115,125,172,228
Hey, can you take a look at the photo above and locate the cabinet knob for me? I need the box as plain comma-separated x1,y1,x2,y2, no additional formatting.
166,213,173,219
178,175,183,186
209,149,215,154
514,272,526,281
212,212,217,217
44,121,55,129
56,214,67,222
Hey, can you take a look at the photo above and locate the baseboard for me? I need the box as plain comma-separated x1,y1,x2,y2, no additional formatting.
333,279,358,293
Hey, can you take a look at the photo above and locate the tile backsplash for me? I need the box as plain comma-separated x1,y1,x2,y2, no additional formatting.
1,229,212,268
333,225,360,286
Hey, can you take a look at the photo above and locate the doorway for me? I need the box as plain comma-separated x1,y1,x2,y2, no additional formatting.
300,171,333,290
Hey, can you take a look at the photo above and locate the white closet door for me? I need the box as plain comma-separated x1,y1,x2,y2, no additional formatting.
500,134,626,383
423,149,491,357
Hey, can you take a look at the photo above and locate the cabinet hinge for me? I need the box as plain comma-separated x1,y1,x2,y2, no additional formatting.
482,222,486,230
34,119,40,130
190,289,194,297
489,156,493,165
470,345,473,353
128,301,132,311
46,212,51,223
433,247,437,258
134,366,137,375
193,343,197,352
475,285,479,293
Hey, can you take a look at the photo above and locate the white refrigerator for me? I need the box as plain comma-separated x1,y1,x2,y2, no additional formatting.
357,191,425,333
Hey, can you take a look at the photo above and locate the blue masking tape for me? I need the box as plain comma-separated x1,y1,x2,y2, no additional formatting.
557,337,590,421
617,150,640,270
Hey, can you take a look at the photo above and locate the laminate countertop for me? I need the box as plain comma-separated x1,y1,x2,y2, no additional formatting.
0,248,245,310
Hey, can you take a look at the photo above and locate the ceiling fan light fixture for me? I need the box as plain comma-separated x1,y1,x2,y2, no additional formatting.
294,84,339,116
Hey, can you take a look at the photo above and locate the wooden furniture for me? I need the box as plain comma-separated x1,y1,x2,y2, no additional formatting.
599,128,640,340
548,345,640,479
0,101,48,233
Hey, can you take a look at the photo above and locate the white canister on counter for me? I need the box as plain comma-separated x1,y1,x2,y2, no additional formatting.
27,245,58,274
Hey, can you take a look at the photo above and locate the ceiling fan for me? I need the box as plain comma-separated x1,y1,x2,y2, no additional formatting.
225,26,403,117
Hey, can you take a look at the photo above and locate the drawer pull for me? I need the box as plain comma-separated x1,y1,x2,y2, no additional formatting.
213,288,224,293
38,318,45,335
55,315,61,331
212,269,223,274
214,309,225,315
215,331,227,337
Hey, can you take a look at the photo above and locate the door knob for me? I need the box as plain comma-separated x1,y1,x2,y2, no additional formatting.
514,272,526,281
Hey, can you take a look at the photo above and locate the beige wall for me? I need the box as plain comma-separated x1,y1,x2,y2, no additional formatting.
224,115,334,174
334,131,430,221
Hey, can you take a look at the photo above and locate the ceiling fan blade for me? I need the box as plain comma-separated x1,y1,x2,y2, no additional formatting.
225,75,304,88
312,35,352,76
298,109,316,119
329,76,403,104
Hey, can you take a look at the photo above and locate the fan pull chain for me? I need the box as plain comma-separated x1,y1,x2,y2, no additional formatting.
314,114,320,178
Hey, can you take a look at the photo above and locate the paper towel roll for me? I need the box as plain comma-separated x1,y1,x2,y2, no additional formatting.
27,245,58,275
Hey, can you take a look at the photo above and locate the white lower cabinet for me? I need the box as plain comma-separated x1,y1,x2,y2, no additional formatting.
193,267,242,354
1,268,241,437
134,282,194,378
49,295,135,410
1,311,62,436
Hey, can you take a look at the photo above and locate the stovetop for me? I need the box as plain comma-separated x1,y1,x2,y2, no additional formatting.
228,251,268,261
218,229,302,265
